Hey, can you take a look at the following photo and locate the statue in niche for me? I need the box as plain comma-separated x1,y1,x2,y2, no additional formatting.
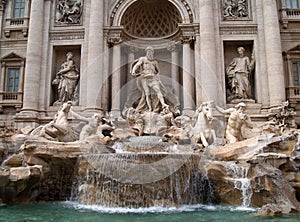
131,46,170,113
122,46,180,136
52,52,80,106
215,102,253,143
226,46,255,102
223,0,249,19
55,0,82,24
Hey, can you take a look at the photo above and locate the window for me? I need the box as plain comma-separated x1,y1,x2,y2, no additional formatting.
292,61,300,86
13,0,26,18
6,68,20,92
286,0,299,9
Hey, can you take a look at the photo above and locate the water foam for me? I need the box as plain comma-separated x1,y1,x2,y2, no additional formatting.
64,201,257,214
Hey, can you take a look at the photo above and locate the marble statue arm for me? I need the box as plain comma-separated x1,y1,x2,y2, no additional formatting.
154,60,160,75
215,105,234,114
244,115,254,129
131,58,143,75
57,60,74,75
69,109,89,123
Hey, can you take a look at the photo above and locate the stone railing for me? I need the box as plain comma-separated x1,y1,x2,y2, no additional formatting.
286,86,300,100
0,92,23,111
285,8,300,17
4,17,29,37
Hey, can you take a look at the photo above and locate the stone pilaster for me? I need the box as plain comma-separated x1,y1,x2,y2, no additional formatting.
85,0,104,111
21,0,44,115
199,0,218,104
262,0,285,106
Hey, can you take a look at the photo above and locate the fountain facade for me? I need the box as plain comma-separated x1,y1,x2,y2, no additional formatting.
0,42,300,217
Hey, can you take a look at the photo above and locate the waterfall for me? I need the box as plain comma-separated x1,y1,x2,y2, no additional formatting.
224,162,253,207
70,136,216,208
71,153,213,207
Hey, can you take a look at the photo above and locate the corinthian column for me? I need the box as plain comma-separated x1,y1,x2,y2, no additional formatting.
167,43,180,97
199,0,218,104
0,2,5,37
182,39,194,115
262,0,285,106
85,0,104,111
21,0,44,114
110,43,121,118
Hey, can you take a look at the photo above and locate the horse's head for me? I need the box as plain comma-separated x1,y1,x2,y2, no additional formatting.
199,101,214,123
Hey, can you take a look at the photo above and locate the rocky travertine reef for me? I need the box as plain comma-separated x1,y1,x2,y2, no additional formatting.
0,132,300,216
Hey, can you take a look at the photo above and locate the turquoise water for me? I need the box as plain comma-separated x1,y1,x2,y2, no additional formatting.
0,202,299,222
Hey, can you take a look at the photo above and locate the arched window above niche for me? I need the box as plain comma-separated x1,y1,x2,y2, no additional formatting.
121,0,182,39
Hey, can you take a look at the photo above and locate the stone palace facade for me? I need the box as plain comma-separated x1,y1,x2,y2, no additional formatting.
0,0,300,127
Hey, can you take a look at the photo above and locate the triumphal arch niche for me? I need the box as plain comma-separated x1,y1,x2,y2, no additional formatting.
106,0,200,116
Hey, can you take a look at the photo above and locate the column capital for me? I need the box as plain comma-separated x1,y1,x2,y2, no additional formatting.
107,27,123,47
179,24,198,44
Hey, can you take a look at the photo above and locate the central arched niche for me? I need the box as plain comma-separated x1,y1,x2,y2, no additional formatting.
121,0,182,38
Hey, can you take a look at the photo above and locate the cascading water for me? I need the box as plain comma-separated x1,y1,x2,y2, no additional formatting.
224,162,253,207
71,136,215,208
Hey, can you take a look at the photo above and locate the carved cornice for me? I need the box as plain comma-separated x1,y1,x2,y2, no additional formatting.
49,30,85,40
219,25,258,35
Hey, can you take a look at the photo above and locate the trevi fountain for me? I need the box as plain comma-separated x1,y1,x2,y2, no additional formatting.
1,46,300,221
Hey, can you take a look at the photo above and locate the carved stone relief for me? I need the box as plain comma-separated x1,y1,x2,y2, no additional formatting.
55,0,83,25
223,0,250,20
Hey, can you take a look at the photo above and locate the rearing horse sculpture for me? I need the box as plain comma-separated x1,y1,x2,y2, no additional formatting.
191,101,216,147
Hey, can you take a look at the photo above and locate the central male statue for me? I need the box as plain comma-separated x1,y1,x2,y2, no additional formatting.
131,46,169,113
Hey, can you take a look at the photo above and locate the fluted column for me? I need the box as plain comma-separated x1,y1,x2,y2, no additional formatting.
168,43,180,97
85,0,104,111
101,35,110,111
262,0,285,106
182,41,194,115
0,2,4,37
0,62,5,92
127,47,135,95
199,0,218,104
21,0,44,114
111,44,122,118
